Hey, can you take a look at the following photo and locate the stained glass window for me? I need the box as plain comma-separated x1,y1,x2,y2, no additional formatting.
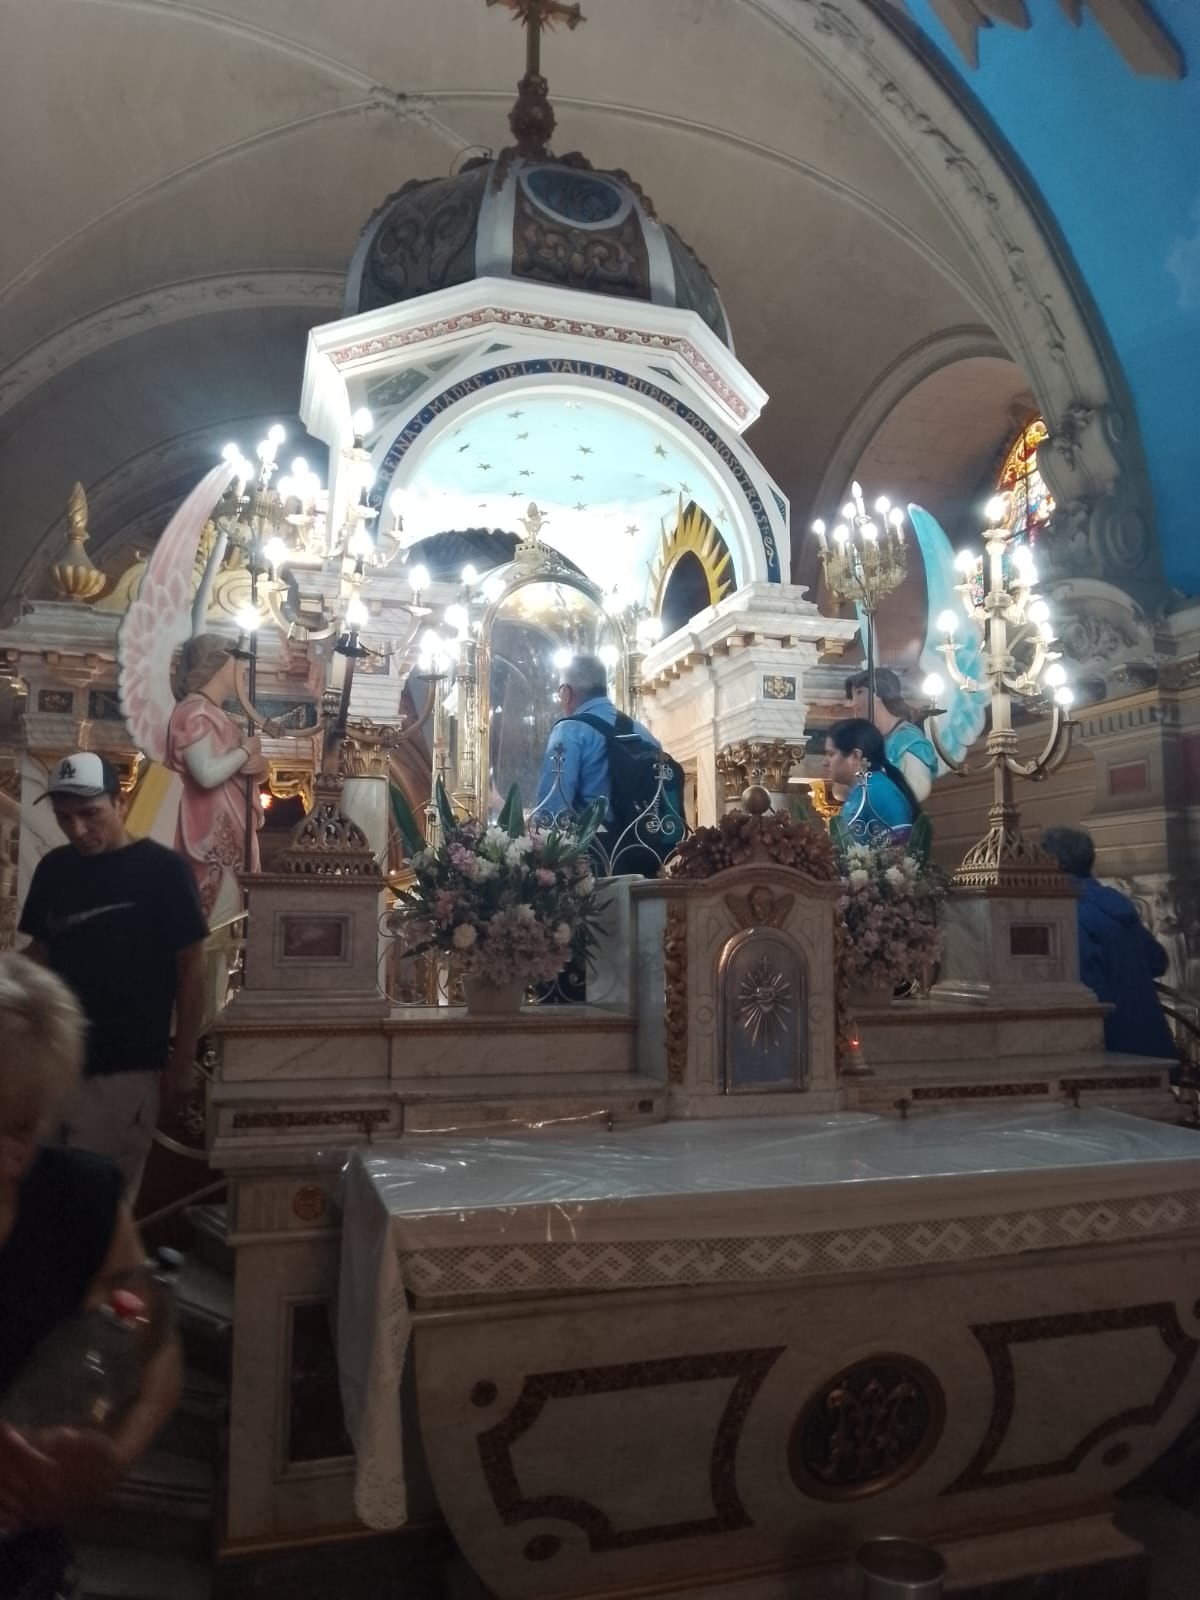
996,417,1055,545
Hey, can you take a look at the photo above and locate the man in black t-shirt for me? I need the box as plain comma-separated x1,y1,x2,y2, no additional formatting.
18,752,209,1194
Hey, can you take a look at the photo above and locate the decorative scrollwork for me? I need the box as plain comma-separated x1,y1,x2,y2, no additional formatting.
663,901,688,1085
279,774,381,878
953,822,1069,892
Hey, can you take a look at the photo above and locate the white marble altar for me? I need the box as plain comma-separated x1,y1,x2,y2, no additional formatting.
339,1107,1200,1598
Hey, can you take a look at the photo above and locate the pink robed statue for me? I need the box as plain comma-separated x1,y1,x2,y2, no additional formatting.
166,637,266,917
117,463,268,928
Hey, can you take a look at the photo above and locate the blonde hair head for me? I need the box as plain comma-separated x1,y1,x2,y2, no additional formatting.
176,633,235,700
0,953,85,1124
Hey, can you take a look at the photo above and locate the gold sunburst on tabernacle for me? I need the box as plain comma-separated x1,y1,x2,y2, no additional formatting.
738,958,792,1046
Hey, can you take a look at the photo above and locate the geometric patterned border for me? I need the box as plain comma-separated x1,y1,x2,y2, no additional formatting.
399,1190,1200,1298
328,304,750,423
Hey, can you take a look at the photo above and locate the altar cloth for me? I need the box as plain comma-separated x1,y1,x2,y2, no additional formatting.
338,1107,1200,1528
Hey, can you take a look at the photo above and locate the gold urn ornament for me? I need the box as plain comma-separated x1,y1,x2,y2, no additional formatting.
50,483,106,603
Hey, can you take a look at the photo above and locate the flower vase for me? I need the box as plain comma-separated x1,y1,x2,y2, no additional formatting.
848,979,895,1013
461,975,528,1016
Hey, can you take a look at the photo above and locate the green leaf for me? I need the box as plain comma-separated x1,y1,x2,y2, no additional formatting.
434,776,456,837
829,813,854,862
575,796,607,843
788,795,816,827
498,783,525,837
909,813,933,865
388,781,424,857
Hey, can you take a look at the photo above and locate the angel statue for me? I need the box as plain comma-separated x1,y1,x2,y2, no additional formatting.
167,634,268,916
846,503,989,778
118,462,269,934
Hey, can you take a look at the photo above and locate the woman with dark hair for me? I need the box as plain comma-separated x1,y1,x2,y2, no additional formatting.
844,668,938,804
823,718,920,845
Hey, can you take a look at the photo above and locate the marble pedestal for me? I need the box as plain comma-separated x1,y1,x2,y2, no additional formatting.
932,887,1096,1010
211,1001,666,1546
639,584,856,827
234,869,388,1021
850,997,1174,1121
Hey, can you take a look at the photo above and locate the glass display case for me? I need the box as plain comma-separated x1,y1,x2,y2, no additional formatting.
475,567,626,821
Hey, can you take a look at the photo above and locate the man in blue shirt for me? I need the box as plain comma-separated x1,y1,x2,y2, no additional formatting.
1041,826,1177,1062
534,653,661,827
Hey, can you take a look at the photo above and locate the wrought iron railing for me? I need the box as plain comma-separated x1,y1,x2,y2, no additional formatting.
530,746,688,878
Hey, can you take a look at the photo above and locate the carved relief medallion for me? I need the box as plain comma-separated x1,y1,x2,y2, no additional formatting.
789,1354,946,1500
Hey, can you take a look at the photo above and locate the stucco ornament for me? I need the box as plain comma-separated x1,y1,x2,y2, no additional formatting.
881,0,1183,79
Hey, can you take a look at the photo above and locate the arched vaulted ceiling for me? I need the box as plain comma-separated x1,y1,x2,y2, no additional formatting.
0,0,1118,599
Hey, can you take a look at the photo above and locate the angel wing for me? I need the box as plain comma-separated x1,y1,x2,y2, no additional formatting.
907,503,988,771
117,462,238,762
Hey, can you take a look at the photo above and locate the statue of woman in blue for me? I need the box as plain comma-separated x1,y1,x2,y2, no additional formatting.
845,667,938,804
823,718,921,846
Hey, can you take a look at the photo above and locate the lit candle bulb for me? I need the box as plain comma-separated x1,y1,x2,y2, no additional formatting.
812,518,828,552
889,507,905,543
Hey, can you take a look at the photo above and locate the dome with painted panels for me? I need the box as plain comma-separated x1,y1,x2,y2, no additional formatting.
345,143,732,347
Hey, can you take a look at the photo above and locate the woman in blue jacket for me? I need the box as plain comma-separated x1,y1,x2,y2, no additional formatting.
1041,827,1177,1061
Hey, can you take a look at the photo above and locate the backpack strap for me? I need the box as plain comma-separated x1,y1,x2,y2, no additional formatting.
565,711,639,743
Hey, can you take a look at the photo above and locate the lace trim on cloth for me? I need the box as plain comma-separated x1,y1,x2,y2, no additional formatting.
344,1239,413,1531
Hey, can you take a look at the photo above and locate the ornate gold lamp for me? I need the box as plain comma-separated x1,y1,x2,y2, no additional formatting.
921,493,1075,888
811,481,907,719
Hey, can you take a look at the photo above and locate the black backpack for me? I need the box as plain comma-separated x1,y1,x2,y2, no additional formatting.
567,711,686,873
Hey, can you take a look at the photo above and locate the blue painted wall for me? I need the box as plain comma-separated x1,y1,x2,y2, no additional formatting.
900,0,1200,596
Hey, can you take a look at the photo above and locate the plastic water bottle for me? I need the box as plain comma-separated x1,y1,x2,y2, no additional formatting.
1,1249,182,1433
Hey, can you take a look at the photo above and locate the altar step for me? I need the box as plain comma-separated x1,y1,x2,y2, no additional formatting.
75,1542,212,1600
185,1200,235,1276
70,1447,216,1561
175,1250,234,1379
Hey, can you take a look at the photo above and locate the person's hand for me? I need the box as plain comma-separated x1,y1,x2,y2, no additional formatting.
241,736,269,778
0,1423,123,1529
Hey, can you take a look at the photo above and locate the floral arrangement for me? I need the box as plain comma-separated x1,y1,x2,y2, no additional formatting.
666,807,838,882
388,786,603,988
837,839,944,993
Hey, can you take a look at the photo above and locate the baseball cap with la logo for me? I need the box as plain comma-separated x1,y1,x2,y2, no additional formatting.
37,751,121,802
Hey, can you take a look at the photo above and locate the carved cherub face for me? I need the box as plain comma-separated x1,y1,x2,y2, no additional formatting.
748,886,773,924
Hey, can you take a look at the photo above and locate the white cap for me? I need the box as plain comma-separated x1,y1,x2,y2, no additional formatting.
37,751,121,802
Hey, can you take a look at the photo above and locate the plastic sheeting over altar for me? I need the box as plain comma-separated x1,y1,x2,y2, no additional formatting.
337,1107,1200,1530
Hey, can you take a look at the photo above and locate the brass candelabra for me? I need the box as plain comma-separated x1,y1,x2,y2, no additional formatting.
922,494,1075,889
812,481,907,719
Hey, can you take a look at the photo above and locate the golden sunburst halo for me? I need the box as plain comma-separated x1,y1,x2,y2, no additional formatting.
648,496,735,619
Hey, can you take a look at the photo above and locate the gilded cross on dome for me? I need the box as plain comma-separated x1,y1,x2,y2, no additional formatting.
486,0,587,156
